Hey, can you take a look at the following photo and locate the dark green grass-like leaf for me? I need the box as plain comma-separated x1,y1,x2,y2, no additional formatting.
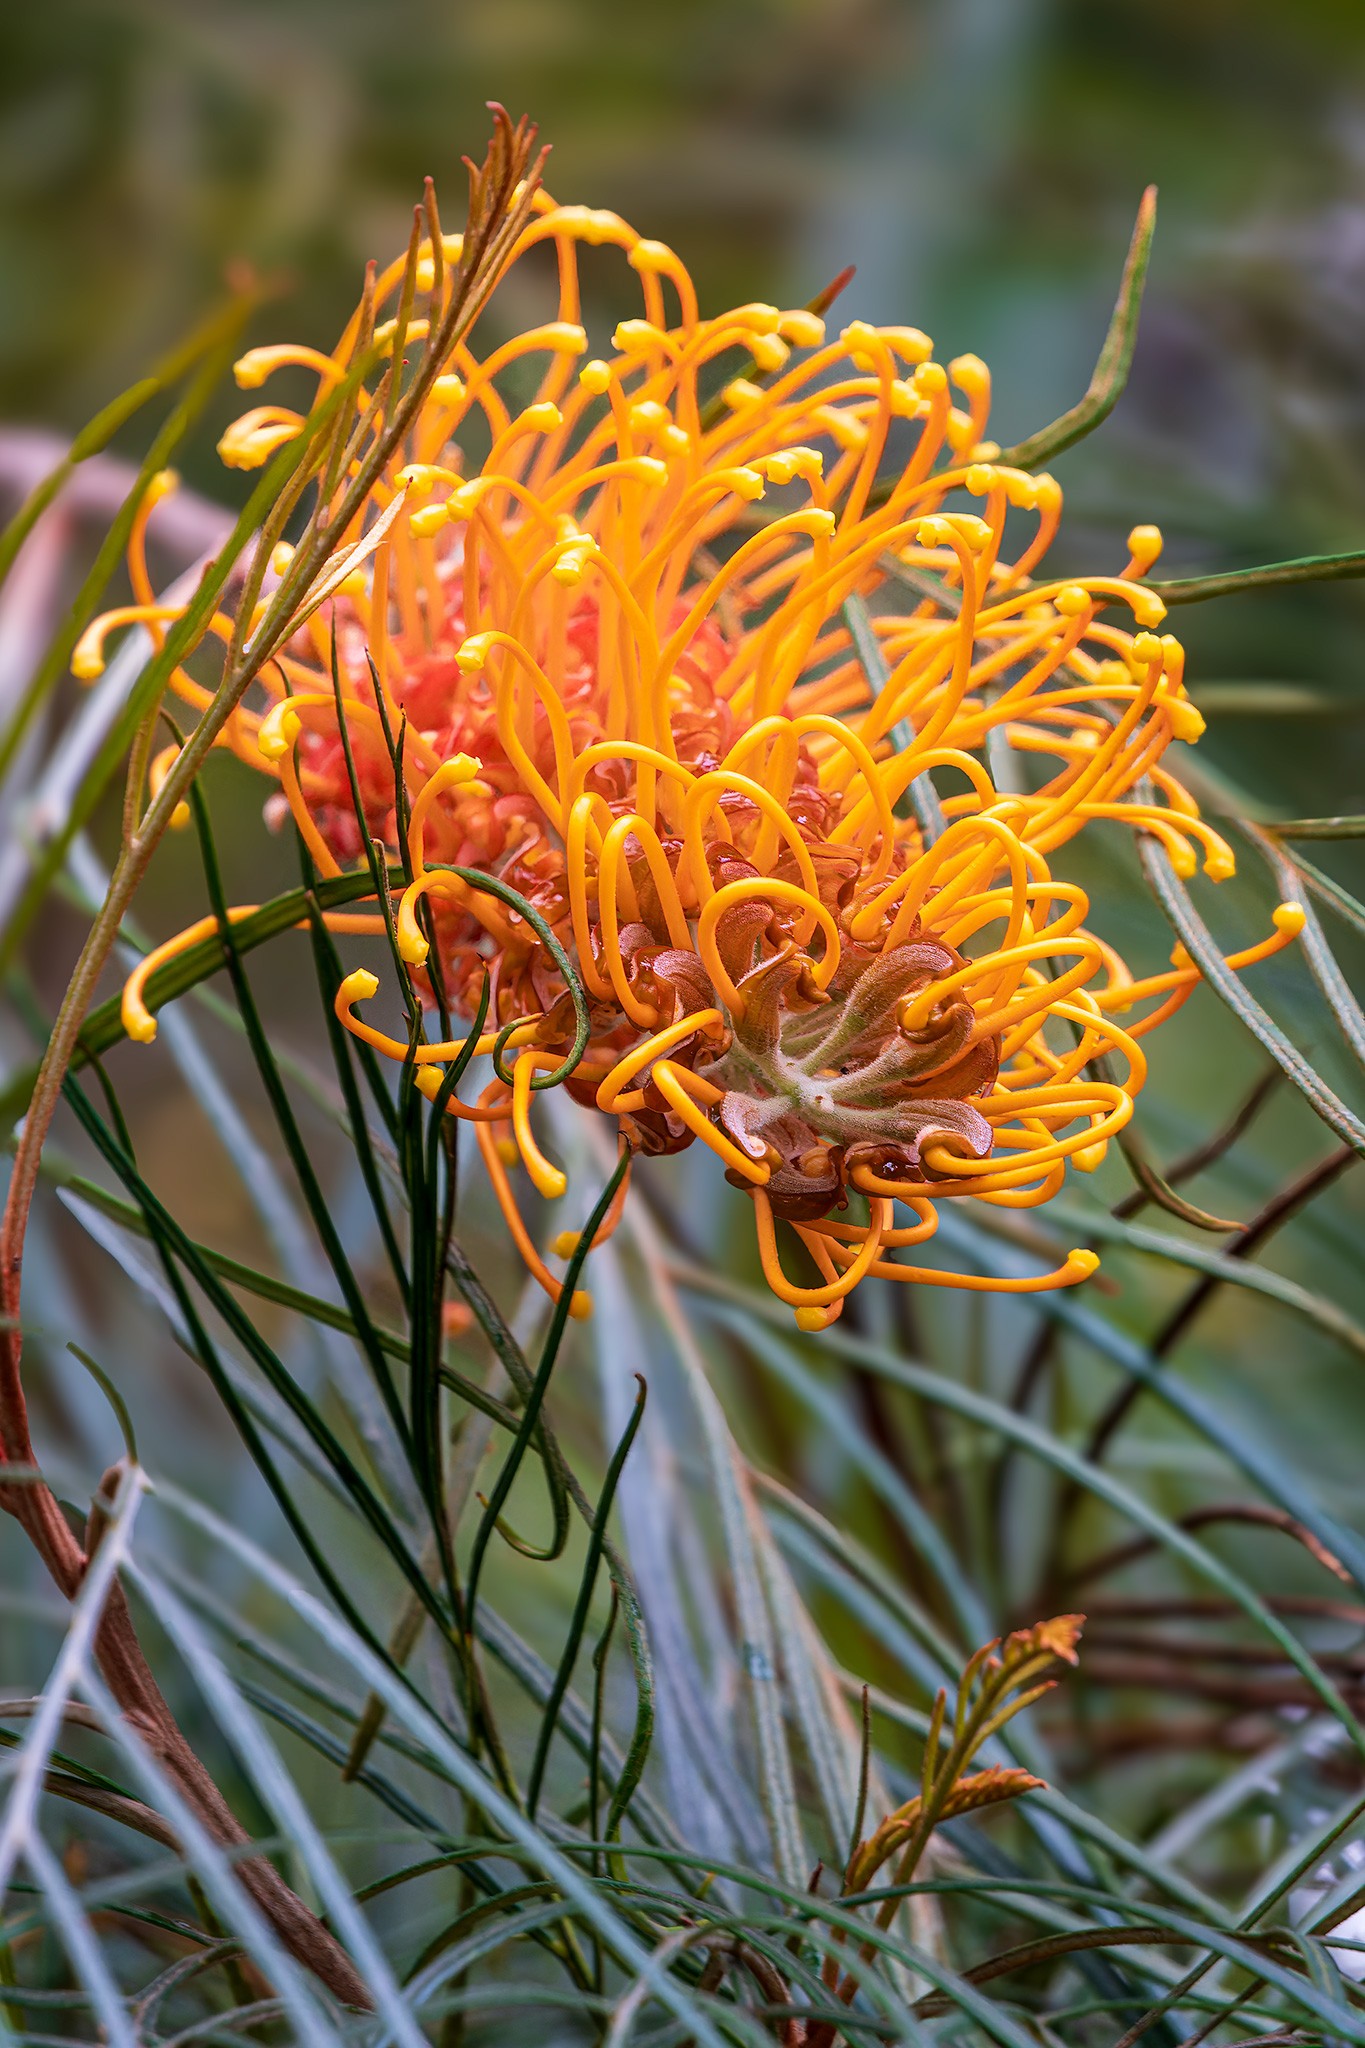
1140,835,1365,1157
0,337,386,974
465,1149,632,1629
526,1375,646,1818
139,1481,734,2048
59,1071,452,1659
998,185,1156,469
187,779,413,1454
1149,548,1365,604
1264,814,1365,840
301,885,409,1300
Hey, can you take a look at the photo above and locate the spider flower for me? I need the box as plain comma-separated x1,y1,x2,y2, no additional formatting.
89,181,1305,1330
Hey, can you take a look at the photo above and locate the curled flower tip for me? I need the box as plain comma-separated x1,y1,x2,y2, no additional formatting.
336,967,381,1022
1065,1250,1101,1282
396,463,447,490
1163,694,1206,745
121,986,160,1046
414,1065,446,1101
257,702,302,761
70,634,106,682
1274,900,1307,939
794,1305,839,1334
410,504,450,538
511,1055,568,1200
397,897,429,958
149,743,190,831
455,633,494,673
518,401,563,436
232,344,343,390
217,407,304,470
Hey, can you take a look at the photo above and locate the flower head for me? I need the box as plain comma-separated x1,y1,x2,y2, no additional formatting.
94,177,1305,1329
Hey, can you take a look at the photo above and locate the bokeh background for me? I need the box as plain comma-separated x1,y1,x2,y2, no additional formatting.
7,0,1365,1935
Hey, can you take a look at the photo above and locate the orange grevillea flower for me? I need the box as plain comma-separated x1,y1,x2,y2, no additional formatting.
86,181,1305,1331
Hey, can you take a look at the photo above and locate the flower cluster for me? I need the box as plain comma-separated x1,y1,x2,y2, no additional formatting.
85,179,1304,1329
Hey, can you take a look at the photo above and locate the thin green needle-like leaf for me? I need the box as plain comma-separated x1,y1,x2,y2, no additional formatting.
63,1343,139,1464
0,344,379,972
48,1160,407,1365
440,1228,656,1845
1139,837,1365,1158
0,857,585,1129
1255,828,1365,1074
526,1377,646,1818
842,592,945,836
1149,548,1365,604
188,782,410,1450
147,1486,734,2048
130,1565,429,2046
1113,1127,1239,1233
1286,846,1365,939
465,1153,630,1626
60,1073,452,1655
1192,683,1363,715
0,299,261,794
302,890,408,1302
943,1209,1365,1588
687,1279,1365,1754
1264,814,1365,840
998,185,1156,468
1039,1200,1365,1364
740,1314,988,1645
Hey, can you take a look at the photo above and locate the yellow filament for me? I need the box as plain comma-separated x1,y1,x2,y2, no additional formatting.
333,968,539,1067
650,1061,770,1183
512,1052,568,1199
1100,903,1305,1011
123,910,260,1044
596,1009,725,1114
754,1190,890,1310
